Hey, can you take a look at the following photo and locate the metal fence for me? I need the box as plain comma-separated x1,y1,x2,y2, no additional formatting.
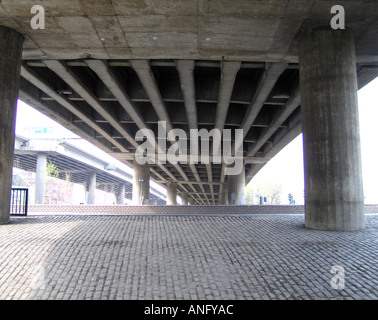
10,188,29,216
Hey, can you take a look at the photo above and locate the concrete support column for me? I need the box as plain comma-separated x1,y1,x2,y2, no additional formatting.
181,192,189,205
117,183,126,205
87,172,96,204
299,27,364,231
166,182,177,205
132,161,150,205
34,153,47,204
228,169,245,205
0,27,23,224
82,182,87,204
220,184,229,205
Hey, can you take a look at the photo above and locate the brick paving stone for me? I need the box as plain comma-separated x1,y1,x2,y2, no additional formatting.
0,214,378,300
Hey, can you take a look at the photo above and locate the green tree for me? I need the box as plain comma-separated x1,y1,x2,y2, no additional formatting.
46,161,59,181
245,183,255,204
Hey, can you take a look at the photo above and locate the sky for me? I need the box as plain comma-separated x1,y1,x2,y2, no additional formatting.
15,77,378,204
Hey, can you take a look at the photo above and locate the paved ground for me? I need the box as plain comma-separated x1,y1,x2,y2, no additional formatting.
0,214,378,300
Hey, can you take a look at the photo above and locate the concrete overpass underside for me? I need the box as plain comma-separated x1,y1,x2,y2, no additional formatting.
1,0,378,230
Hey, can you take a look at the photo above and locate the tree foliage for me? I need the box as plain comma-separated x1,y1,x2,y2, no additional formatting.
46,161,59,180
245,180,283,205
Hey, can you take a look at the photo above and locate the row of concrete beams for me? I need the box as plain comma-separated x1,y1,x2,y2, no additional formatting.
18,82,204,206
129,60,197,202
21,60,206,205
223,63,289,193
23,60,304,203
19,66,196,204
21,59,296,205
85,60,200,204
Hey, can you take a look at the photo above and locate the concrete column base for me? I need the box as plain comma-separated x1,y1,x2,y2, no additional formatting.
117,183,126,205
132,161,150,205
166,182,177,205
220,184,229,205
87,172,96,205
227,169,245,205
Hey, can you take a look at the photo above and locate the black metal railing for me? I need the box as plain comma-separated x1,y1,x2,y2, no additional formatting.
10,188,29,216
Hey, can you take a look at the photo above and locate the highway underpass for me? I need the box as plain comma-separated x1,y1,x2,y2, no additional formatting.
0,1,377,231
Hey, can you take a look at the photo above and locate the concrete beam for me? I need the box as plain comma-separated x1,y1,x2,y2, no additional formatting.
247,86,301,156
85,59,147,130
240,63,287,139
212,62,241,196
176,60,198,130
130,60,173,132
44,60,137,150
107,152,270,164
21,65,128,153
130,60,195,196
215,62,241,132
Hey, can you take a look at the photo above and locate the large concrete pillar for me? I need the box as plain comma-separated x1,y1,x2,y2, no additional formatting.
0,27,23,224
166,182,177,205
228,169,245,205
132,162,150,205
299,27,364,231
35,153,47,204
117,183,126,205
87,172,96,204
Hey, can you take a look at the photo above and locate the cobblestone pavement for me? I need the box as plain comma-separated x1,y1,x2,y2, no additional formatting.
1,214,378,300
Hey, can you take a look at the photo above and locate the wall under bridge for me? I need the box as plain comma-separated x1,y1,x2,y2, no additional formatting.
26,204,378,215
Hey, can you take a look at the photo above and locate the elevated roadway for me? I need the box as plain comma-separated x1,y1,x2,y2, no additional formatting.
13,135,167,204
